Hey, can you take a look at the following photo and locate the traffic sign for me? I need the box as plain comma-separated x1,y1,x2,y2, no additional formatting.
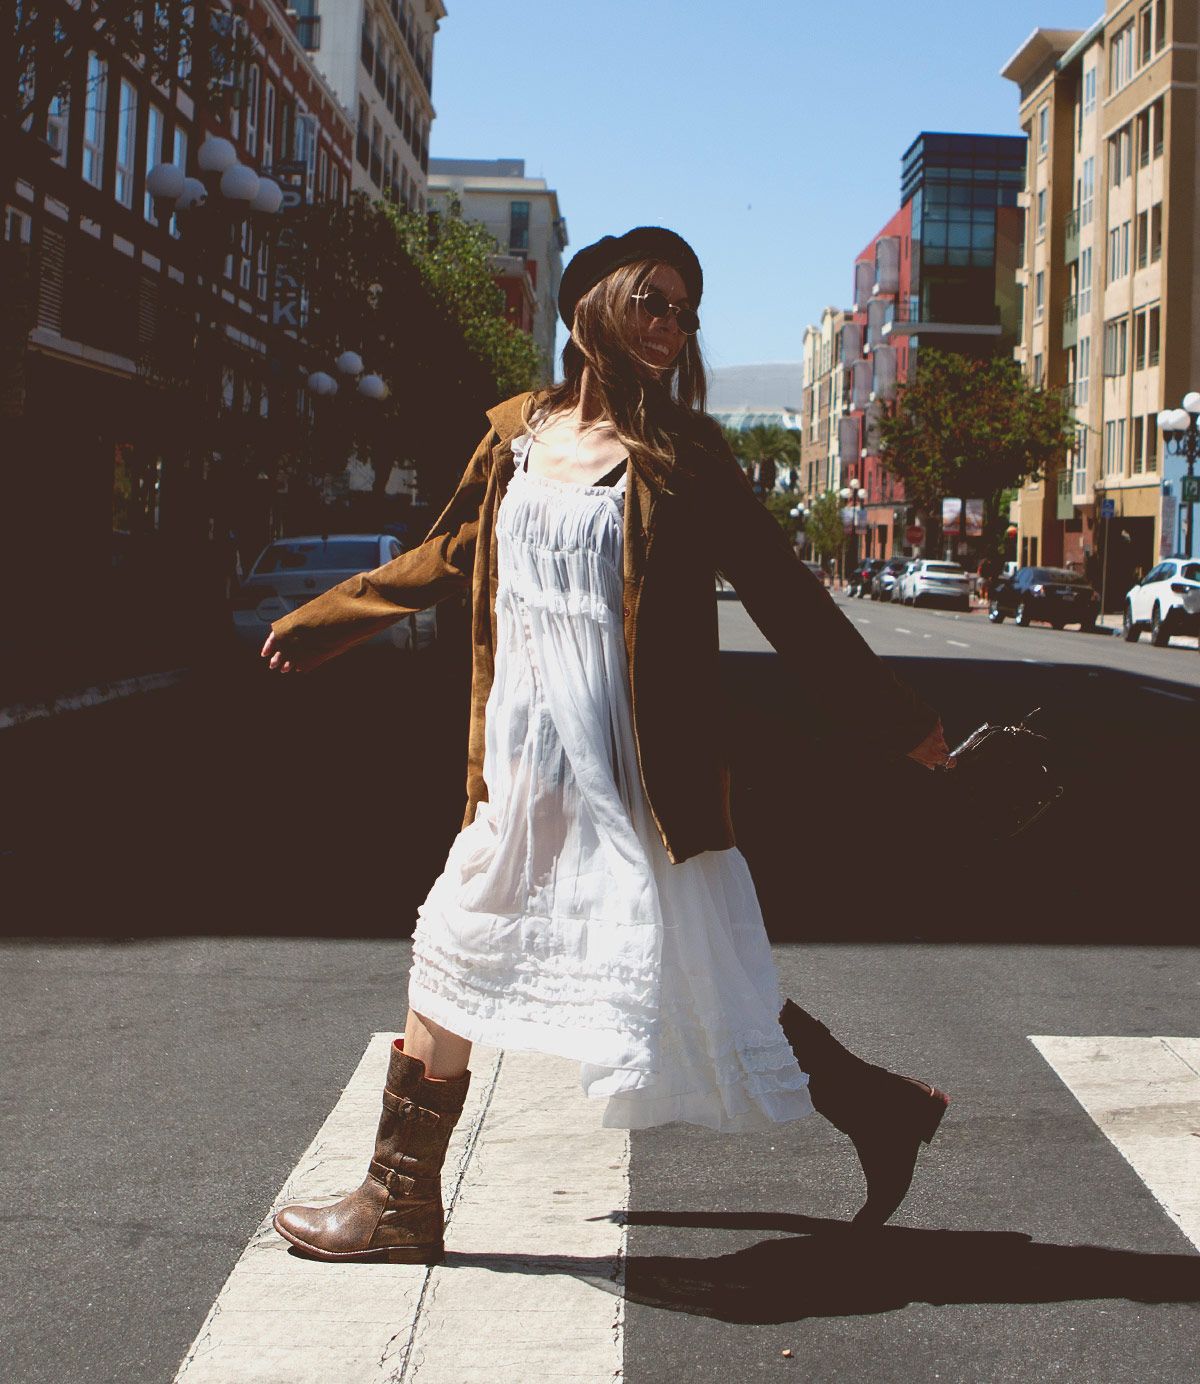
1182,475,1200,503
1101,498,1116,519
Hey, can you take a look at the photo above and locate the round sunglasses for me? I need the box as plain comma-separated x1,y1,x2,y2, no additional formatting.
631,288,700,335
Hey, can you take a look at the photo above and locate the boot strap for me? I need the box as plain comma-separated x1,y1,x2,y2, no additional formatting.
382,1089,442,1124
369,1158,417,1196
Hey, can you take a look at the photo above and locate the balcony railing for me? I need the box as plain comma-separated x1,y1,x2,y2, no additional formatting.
882,300,1002,336
1064,207,1080,263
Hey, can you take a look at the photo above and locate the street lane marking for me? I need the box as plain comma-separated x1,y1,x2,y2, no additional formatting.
946,639,970,648
856,618,870,624
1140,686,1196,702
174,1036,627,1383
895,627,912,635
1030,1036,1200,1252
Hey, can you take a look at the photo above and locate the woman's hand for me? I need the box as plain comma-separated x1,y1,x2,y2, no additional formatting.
907,719,955,771
260,631,300,672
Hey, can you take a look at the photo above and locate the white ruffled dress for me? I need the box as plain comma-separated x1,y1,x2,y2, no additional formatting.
407,429,812,1132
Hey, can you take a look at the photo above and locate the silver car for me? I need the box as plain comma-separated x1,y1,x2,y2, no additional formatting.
897,559,972,611
231,534,437,655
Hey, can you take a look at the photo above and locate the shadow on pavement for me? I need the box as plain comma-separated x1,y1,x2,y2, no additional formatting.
3,627,1196,942
445,1213,1200,1323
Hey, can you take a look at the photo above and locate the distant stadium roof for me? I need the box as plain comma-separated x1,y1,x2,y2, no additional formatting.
707,362,804,430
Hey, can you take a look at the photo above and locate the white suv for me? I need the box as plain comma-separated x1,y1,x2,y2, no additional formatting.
896,560,972,612
1122,557,1200,646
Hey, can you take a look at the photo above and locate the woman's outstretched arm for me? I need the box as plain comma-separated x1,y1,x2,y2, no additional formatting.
264,425,497,672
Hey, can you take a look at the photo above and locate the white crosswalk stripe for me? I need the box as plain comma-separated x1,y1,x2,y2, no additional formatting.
1030,1035,1200,1251
174,1036,628,1383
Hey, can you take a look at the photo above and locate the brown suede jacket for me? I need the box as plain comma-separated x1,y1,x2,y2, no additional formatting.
270,391,937,864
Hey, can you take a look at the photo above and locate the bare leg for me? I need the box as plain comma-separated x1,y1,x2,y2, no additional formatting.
404,1008,472,1080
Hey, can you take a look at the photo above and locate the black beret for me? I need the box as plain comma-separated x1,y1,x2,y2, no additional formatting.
558,226,703,329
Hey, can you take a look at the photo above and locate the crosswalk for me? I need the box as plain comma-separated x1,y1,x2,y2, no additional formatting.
174,1033,1199,1382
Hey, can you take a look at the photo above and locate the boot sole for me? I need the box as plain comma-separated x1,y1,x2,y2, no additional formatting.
273,1214,444,1265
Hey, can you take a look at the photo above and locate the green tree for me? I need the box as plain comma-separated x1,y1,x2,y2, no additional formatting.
877,348,1073,554
386,197,541,399
804,491,847,564
738,424,802,489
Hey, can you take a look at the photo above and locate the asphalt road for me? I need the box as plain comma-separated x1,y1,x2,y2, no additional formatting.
2,592,1197,1383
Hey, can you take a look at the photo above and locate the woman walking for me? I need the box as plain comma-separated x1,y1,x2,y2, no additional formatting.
263,228,952,1266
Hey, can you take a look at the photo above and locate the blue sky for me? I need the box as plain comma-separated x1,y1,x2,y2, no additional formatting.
428,0,1102,370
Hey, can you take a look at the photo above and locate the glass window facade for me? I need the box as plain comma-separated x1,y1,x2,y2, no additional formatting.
902,133,1024,273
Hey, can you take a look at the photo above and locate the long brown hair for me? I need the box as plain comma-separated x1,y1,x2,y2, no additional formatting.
522,258,710,490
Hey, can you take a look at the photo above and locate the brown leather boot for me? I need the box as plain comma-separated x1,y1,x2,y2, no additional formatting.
779,999,948,1227
273,1038,471,1264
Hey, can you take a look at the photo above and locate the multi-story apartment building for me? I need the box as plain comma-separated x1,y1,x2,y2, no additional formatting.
1004,2,1191,595
296,0,444,210
843,132,1025,559
800,308,851,499
427,158,568,382
7,1,352,609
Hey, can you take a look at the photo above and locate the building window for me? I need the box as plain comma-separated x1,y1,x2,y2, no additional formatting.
114,79,137,208
1107,221,1130,282
1080,157,1094,225
356,98,369,169
1035,271,1044,319
1136,209,1149,268
1103,318,1128,376
1148,304,1161,366
46,92,69,168
318,147,328,200
509,199,530,254
178,4,195,81
1139,3,1155,65
1077,335,1090,405
1134,310,1147,371
1145,411,1158,470
1104,417,1127,475
1083,66,1096,116
1036,189,1046,239
370,119,382,186
361,11,374,70
1037,104,1049,158
1155,0,1167,52
1074,426,1088,494
144,102,165,223
256,237,269,300
1079,246,1093,315
1108,124,1133,185
82,52,108,188
1137,108,1151,167
263,82,276,169
1132,415,1145,472
239,220,253,292
1150,201,1162,260
1110,20,1135,93
245,66,260,157
1033,353,1044,388
1152,96,1165,158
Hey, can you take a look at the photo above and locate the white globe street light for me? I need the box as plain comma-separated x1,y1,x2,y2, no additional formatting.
306,371,338,396
146,162,185,200
176,176,208,210
251,178,283,214
336,351,364,377
357,373,388,399
197,135,238,174
220,162,260,203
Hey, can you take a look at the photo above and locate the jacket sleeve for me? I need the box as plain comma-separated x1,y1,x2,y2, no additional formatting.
702,427,938,758
269,424,496,662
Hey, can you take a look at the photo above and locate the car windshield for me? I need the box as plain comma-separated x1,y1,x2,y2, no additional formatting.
254,539,380,574
1030,567,1088,585
924,563,964,574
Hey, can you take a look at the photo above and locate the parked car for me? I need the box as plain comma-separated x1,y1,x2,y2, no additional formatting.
895,559,972,611
870,556,910,602
988,565,1100,629
802,560,830,588
231,534,437,656
1122,557,1200,645
847,558,884,598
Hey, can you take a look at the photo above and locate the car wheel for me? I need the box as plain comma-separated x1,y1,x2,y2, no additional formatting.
1015,601,1031,627
1080,616,1097,632
1051,620,1065,630
1122,603,1140,641
958,599,971,614
1151,603,1171,647
988,601,1005,623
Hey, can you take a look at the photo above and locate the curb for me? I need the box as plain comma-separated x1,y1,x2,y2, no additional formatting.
0,668,191,731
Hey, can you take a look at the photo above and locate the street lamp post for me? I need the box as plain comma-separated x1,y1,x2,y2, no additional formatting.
839,480,866,588
1157,391,1200,558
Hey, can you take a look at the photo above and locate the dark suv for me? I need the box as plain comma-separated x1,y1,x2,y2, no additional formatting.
847,558,884,598
988,565,1100,630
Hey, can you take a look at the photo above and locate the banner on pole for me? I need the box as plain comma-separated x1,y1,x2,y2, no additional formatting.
942,497,962,536
965,498,984,538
